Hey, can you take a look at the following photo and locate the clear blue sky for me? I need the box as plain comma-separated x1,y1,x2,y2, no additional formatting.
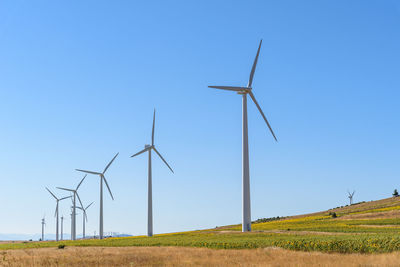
0,0,399,238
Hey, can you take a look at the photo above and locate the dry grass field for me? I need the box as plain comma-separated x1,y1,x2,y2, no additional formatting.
2,197,400,266
1,246,400,267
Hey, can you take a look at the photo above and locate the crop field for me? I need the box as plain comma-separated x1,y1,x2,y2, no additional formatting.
1,197,400,256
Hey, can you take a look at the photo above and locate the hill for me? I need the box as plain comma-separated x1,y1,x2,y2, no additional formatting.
1,196,400,254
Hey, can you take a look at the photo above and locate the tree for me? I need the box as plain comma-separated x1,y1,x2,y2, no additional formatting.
393,189,399,197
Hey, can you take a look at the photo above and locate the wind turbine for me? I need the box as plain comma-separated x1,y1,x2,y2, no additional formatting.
347,190,355,205
208,40,277,232
77,202,94,239
45,187,71,241
131,110,174,237
57,175,86,240
76,153,118,239
41,216,46,241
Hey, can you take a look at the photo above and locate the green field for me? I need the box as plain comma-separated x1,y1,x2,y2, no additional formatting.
3,197,400,253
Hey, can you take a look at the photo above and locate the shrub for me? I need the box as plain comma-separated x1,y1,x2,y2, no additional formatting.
393,189,399,197
58,244,66,249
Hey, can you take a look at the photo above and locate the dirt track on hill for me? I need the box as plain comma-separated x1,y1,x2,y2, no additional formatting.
1,246,400,266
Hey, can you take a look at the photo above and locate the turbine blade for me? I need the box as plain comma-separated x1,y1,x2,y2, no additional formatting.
76,206,83,210
103,176,114,200
153,147,174,173
208,86,250,92
85,212,88,222
130,147,149,158
76,174,87,191
103,153,119,174
76,192,84,209
152,109,156,146
54,205,57,218
86,202,94,210
249,91,277,142
46,187,57,200
59,196,72,201
57,187,74,192
248,39,262,87
76,169,102,175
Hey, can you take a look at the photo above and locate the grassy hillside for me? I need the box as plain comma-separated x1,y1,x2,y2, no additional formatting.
2,196,400,253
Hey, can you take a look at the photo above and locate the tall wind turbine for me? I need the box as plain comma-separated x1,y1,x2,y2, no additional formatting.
131,110,174,237
41,216,46,241
208,40,277,232
347,190,355,205
45,187,71,241
77,202,94,239
57,175,86,240
76,153,118,239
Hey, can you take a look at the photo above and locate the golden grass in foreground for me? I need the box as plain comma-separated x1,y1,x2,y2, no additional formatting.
1,246,400,266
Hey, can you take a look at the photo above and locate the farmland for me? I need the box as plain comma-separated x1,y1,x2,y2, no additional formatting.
1,196,400,255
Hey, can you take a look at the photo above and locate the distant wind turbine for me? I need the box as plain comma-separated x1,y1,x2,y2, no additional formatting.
77,202,94,239
131,110,174,237
45,187,71,241
57,175,86,240
208,40,277,232
76,153,118,239
347,190,355,205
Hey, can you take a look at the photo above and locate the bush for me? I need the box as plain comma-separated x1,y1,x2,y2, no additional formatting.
393,189,399,197
58,244,66,249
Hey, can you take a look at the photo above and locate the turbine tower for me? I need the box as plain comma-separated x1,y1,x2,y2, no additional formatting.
70,208,73,240
131,110,174,237
77,202,94,239
45,187,71,241
347,190,355,205
60,215,64,240
208,40,277,232
76,153,118,239
57,175,86,240
69,206,79,239
41,216,46,241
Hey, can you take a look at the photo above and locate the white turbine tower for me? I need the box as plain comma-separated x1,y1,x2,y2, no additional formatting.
45,187,71,241
131,110,174,237
208,40,277,232
41,216,46,241
57,175,86,240
76,153,118,239
69,206,79,240
77,202,94,239
60,215,64,240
